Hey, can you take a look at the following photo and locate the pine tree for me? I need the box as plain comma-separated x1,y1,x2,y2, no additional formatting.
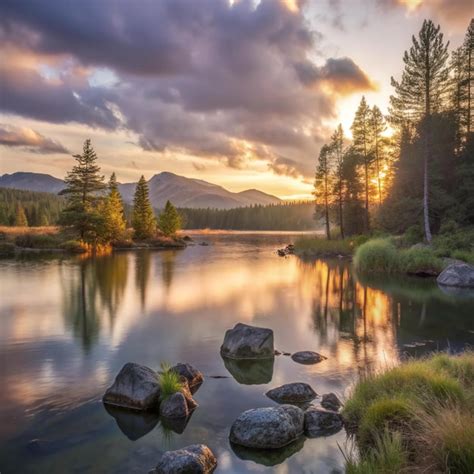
132,176,156,240
158,200,182,237
15,205,28,227
389,20,450,242
370,106,387,205
60,139,106,241
103,173,127,242
330,124,345,238
351,96,372,232
314,144,332,240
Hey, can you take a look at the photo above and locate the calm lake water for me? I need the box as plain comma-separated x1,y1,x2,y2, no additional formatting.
1,232,473,474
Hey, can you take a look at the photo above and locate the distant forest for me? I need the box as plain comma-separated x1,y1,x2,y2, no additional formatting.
0,187,315,230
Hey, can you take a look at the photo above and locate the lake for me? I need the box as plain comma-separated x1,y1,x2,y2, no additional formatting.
0,232,473,473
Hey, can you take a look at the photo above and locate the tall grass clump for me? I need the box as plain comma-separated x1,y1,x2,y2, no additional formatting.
398,247,443,275
294,236,353,257
343,352,474,473
353,239,399,273
158,362,182,400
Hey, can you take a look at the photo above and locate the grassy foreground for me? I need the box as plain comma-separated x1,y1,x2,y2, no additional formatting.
343,352,474,473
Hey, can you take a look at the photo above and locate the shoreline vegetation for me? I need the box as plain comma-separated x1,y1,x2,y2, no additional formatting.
342,352,474,473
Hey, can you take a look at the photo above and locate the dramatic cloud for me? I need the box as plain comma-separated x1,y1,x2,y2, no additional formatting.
377,0,472,29
0,0,376,179
0,124,69,154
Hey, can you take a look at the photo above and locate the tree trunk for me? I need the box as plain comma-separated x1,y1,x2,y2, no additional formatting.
339,185,344,239
324,172,331,240
423,129,432,243
364,156,370,233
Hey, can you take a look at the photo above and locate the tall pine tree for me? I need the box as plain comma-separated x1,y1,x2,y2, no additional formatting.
158,200,182,237
314,144,332,240
330,124,345,238
60,139,106,241
132,176,156,240
389,20,450,242
103,173,127,242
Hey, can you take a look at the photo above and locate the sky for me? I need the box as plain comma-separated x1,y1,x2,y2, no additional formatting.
0,0,471,200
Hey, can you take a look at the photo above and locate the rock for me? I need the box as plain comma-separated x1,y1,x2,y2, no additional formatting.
321,393,342,411
231,437,305,467
274,350,282,356
104,404,159,441
160,392,189,418
171,363,204,393
221,323,274,359
277,249,287,257
283,352,291,356
222,356,274,385
437,262,474,288
304,407,343,437
229,405,304,449
103,363,161,411
155,444,217,474
183,235,193,242
266,383,317,405
291,351,327,365
199,242,209,246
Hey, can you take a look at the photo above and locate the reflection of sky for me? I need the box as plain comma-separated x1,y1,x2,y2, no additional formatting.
0,234,473,473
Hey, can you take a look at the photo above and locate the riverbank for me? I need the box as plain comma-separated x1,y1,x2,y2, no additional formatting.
0,225,187,257
342,352,474,473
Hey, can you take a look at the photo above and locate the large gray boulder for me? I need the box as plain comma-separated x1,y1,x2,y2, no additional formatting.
221,323,274,359
154,444,217,473
304,407,343,437
171,363,203,393
229,405,304,449
291,351,327,365
102,363,160,411
437,262,474,288
159,392,189,418
266,383,317,405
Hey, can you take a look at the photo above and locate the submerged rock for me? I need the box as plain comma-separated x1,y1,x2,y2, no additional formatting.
229,405,304,449
231,436,305,466
437,262,474,288
222,356,274,385
304,407,343,437
221,323,274,359
266,383,317,405
291,351,327,365
104,404,159,441
103,362,161,411
321,393,342,411
171,363,204,393
154,444,217,473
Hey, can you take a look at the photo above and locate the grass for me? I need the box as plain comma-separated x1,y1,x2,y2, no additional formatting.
354,238,445,276
158,362,183,400
294,236,355,258
343,352,474,473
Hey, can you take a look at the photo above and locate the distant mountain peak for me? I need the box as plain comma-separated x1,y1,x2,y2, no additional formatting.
0,171,281,209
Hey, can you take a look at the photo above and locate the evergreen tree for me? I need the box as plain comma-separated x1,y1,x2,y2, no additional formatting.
314,144,332,240
370,105,387,205
60,139,106,241
330,124,345,238
158,200,182,237
132,176,156,240
15,205,28,227
103,173,127,242
351,96,372,232
389,20,450,242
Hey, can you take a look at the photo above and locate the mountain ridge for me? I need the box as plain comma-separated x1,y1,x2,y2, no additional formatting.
0,171,281,209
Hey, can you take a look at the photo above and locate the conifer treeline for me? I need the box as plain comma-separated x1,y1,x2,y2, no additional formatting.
314,19,474,240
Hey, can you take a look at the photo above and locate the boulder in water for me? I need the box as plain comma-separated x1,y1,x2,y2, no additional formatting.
266,383,317,405
304,407,343,437
437,262,474,288
291,351,327,365
154,444,217,473
221,323,274,359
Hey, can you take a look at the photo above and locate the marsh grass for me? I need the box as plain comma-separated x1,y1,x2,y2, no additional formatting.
343,352,474,473
158,362,182,400
294,236,353,257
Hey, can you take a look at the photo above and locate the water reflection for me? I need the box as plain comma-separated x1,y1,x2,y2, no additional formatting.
0,235,473,474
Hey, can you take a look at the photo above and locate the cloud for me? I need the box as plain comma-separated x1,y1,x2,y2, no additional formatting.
268,156,313,179
0,124,69,154
0,0,376,178
376,0,472,30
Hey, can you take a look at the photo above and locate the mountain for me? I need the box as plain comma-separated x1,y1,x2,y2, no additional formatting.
0,171,281,209
0,172,65,194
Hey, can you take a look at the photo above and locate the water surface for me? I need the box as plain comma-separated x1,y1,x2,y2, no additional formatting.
0,233,473,473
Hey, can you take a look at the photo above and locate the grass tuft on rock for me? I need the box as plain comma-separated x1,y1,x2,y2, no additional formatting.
158,362,182,400
343,352,474,473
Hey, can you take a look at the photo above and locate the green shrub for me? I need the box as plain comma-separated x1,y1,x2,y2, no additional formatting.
294,236,352,257
398,247,444,275
402,224,424,247
451,250,474,264
59,240,86,253
433,228,474,257
158,362,182,400
15,233,62,249
354,239,399,273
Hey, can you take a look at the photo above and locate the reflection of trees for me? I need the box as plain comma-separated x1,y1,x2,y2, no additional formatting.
135,251,151,310
62,254,129,351
160,251,177,291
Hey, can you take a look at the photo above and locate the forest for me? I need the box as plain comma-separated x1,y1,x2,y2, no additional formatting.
314,19,473,242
